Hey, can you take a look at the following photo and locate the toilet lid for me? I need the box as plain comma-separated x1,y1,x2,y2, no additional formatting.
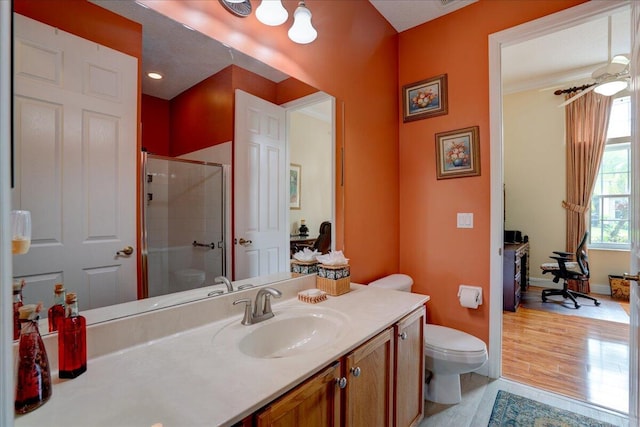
424,324,486,353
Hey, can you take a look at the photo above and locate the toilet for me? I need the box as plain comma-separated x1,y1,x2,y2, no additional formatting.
369,274,488,405
173,268,206,291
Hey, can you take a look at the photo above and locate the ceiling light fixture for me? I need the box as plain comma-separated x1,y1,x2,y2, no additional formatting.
219,0,252,18
256,0,288,26
593,78,628,96
288,1,317,44
147,72,163,80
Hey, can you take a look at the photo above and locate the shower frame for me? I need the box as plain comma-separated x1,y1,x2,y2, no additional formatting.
140,152,227,298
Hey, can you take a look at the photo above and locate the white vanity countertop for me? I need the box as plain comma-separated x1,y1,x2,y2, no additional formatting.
15,284,429,427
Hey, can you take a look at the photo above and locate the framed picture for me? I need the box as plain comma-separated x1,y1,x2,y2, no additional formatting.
435,126,480,179
290,163,301,209
402,74,448,122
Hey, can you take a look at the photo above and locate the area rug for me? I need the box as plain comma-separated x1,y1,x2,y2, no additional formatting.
488,390,616,427
519,287,629,324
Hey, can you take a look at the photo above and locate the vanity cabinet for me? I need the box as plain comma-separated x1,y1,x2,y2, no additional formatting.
254,307,425,427
344,328,394,426
393,307,425,427
255,363,341,426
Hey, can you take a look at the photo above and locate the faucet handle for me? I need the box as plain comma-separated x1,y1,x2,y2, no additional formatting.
233,298,253,325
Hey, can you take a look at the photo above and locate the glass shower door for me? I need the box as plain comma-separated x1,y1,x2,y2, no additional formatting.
143,154,225,298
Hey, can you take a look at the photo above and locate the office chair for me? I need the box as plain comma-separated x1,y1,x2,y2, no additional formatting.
540,232,600,309
313,221,331,254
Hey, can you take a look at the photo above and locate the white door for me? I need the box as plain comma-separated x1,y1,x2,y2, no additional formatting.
628,2,640,423
234,90,288,280
12,15,137,311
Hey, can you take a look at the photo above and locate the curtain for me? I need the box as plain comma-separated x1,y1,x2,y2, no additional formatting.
563,90,613,257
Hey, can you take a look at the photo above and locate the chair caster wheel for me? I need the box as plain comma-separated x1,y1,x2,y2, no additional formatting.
595,301,601,306
542,297,547,302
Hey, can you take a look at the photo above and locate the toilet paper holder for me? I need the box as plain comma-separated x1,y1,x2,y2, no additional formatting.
458,285,483,307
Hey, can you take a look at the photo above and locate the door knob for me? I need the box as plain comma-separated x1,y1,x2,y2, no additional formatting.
116,246,134,256
623,272,640,282
238,238,252,247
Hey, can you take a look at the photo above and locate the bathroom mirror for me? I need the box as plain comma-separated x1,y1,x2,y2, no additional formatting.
11,0,336,330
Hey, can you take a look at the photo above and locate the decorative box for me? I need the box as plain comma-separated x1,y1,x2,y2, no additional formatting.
316,264,350,296
608,275,630,301
290,260,319,277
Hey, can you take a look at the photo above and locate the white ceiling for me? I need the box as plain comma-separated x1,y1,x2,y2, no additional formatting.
91,1,630,102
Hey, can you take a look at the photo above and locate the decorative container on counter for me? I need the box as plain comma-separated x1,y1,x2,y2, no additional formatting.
290,259,319,277
316,264,351,296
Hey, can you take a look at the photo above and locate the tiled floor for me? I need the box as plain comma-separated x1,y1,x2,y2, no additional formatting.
420,373,630,427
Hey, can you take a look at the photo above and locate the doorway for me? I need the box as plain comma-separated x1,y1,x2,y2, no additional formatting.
487,0,637,419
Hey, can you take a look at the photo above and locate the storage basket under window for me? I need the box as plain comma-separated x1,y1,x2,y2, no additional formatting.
608,275,630,301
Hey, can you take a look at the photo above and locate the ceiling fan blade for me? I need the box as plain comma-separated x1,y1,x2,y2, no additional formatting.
557,85,595,108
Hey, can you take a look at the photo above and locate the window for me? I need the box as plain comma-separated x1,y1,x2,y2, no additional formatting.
590,96,631,249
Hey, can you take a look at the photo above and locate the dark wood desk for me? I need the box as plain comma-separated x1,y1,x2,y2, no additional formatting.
503,242,529,312
290,235,317,257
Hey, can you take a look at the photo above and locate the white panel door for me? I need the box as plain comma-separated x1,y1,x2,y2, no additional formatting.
234,90,287,280
628,2,640,423
12,14,137,311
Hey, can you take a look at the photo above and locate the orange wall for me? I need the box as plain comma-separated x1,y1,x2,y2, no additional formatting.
142,95,170,156
142,0,399,285
398,0,586,343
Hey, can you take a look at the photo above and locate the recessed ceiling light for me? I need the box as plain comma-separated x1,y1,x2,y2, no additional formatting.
147,72,163,80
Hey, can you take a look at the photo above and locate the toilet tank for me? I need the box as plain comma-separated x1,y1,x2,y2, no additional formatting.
368,274,413,292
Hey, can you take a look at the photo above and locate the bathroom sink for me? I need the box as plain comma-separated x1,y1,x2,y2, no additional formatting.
214,306,349,359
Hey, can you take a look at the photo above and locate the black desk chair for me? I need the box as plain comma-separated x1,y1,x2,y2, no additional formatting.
540,232,600,309
313,221,331,254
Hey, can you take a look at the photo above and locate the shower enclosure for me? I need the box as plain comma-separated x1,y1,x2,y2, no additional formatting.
142,153,226,298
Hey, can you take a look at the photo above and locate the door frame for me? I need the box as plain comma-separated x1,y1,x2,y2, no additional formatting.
282,92,337,255
487,0,636,417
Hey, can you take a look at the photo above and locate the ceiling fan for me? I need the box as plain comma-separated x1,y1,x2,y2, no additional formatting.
557,54,630,107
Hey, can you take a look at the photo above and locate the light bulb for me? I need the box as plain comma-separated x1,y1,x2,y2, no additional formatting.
288,2,317,44
256,0,288,26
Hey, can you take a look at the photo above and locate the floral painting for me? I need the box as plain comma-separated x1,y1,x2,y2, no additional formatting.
402,74,448,122
435,126,480,179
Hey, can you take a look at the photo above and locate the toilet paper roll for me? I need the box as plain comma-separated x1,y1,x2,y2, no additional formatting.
459,288,479,309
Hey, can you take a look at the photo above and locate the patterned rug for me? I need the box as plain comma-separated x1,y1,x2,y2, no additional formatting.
488,390,616,427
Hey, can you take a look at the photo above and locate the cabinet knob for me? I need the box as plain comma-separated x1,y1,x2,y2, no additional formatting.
350,366,361,377
398,331,408,340
336,377,347,389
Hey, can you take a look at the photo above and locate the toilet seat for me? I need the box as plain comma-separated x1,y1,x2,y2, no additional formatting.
424,324,487,363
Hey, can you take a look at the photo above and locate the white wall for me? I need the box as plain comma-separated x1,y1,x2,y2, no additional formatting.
289,111,332,237
503,89,629,291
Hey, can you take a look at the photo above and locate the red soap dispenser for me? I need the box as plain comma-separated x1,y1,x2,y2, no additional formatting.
15,303,52,414
12,279,25,341
58,292,87,379
47,283,66,332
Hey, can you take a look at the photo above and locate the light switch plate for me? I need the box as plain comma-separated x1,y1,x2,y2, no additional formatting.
457,213,473,228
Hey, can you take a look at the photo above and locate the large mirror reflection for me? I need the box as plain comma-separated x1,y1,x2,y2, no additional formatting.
11,0,336,330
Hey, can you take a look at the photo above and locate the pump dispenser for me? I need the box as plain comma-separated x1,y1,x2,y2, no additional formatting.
47,283,66,332
15,303,52,414
58,292,87,379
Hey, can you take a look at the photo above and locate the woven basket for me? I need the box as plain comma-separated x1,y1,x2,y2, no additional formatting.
316,275,350,296
609,275,630,301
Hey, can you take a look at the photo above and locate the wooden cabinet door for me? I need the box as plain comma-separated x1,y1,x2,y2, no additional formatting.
344,328,394,427
394,307,425,427
255,362,341,427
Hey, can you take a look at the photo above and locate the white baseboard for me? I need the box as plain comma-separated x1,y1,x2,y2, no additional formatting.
528,277,611,296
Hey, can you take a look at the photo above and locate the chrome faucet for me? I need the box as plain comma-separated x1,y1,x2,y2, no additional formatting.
232,287,282,325
214,276,233,292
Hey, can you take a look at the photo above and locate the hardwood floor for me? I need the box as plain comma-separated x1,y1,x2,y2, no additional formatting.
502,291,630,414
